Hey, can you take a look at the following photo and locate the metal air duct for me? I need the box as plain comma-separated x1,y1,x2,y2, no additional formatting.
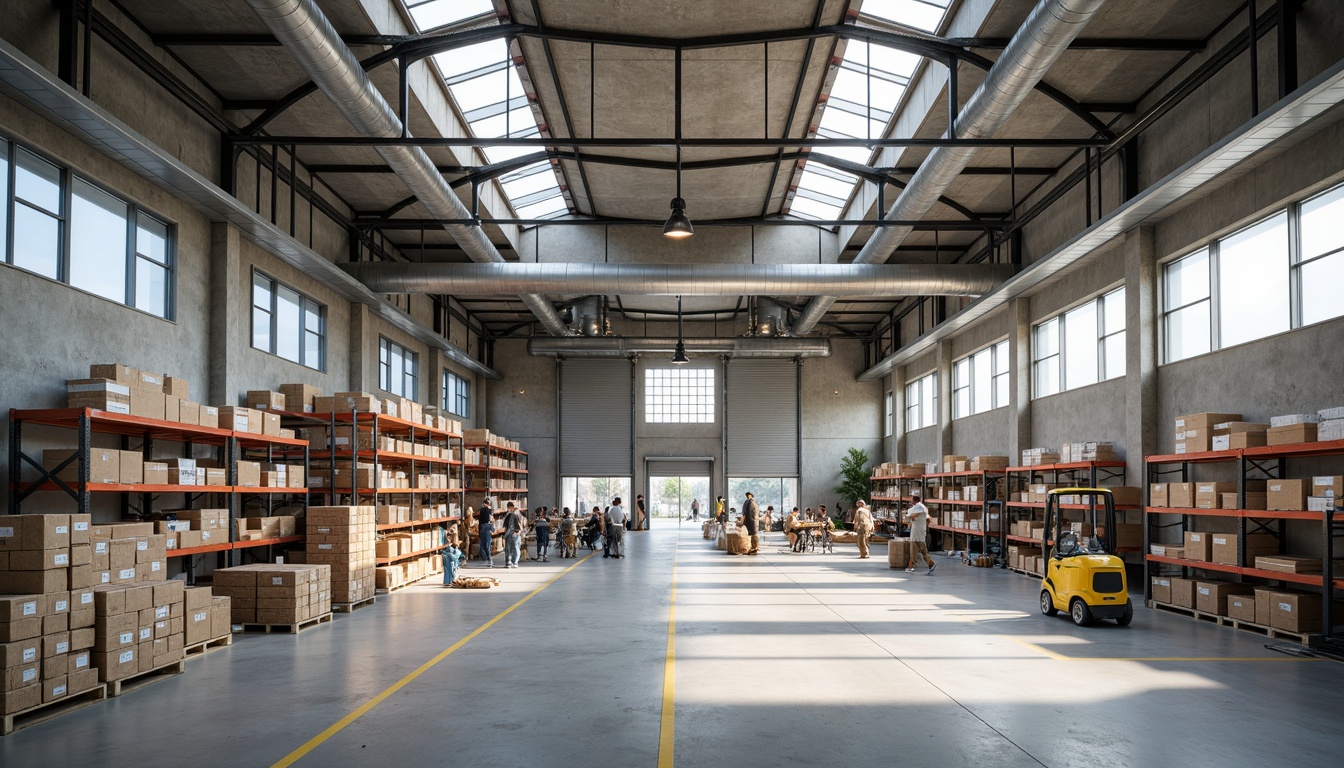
571,295,604,336
528,337,831,359
242,0,569,336
788,0,1107,336
753,297,789,336
340,262,1012,296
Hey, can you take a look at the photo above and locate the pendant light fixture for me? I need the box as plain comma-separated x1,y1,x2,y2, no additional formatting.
671,294,690,364
663,145,694,239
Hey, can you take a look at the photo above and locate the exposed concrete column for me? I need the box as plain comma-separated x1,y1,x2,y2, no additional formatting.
208,223,242,406
891,369,908,464
937,341,953,457
1007,297,1033,461
350,303,372,393
425,351,444,412
1124,226,1158,485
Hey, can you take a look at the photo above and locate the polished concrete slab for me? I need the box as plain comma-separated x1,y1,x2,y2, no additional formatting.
2,523,1341,767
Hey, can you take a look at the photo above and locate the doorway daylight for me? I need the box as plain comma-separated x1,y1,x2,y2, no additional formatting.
648,475,710,524
561,477,632,520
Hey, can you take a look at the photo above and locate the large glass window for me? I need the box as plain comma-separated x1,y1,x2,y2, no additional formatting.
252,270,326,371
727,478,798,519
443,370,470,418
904,372,937,430
1219,212,1290,347
563,477,633,519
380,338,419,399
1163,248,1211,362
12,148,63,280
1034,288,1125,397
884,390,893,437
952,341,1009,418
1296,184,1344,327
70,179,128,302
644,368,715,423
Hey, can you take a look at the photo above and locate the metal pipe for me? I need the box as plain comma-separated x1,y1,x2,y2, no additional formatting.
241,0,569,336
528,337,832,359
341,262,1013,297
788,0,1107,336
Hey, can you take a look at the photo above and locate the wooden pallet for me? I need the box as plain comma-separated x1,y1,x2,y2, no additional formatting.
1008,566,1043,579
184,633,234,660
107,659,187,698
377,573,444,594
2,684,107,736
1147,601,1313,645
331,596,377,613
237,612,333,634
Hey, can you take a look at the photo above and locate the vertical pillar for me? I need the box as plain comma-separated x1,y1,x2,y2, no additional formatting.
891,369,908,464
1124,226,1158,485
936,341,953,457
350,303,371,393
208,223,242,406
1006,297,1033,462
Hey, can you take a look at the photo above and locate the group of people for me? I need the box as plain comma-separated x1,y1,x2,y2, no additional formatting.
461,495,641,570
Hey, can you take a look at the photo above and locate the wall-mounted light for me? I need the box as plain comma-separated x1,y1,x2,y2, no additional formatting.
517,389,526,395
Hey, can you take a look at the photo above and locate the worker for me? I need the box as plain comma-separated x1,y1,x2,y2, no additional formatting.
441,523,465,585
533,511,552,562
689,498,700,520
742,491,760,555
501,502,524,569
904,492,936,574
607,497,627,558
785,508,802,551
763,505,775,532
476,502,494,567
853,500,874,559
559,508,577,558
635,494,647,530
716,496,727,525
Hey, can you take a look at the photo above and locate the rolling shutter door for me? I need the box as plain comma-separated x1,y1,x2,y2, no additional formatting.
646,458,713,477
560,359,633,475
726,360,798,476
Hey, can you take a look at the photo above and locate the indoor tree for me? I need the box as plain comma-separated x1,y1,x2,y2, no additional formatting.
834,448,871,518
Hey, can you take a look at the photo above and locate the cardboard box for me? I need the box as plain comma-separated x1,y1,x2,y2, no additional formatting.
279,384,320,413
1269,591,1323,633
1183,531,1212,561
1196,581,1253,615
89,364,135,383
198,406,219,429
1227,594,1257,623
1266,479,1310,511
1150,576,1172,603
129,389,166,421
0,685,41,716
247,391,286,411
163,395,181,423
95,648,138,682
218,407,262,434
1149,483,1168,507
1,515,73,550
262,412,282,437
42,450,119,484
66,379,131,414
1222,492,1268,510
1267,423,1317,446
1169,577,1197,609
1211,532,1277,565
1194,482,1237,509
237,461,262,488
1168,483,1194,509
1176,413,1243,434
162,376,189,398
1254,555,1322,574
1312,475,1343,498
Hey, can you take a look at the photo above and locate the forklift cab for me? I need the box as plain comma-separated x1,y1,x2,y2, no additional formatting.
1039,488,1133,626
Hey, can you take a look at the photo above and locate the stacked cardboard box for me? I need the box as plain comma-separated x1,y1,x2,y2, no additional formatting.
306,507,376,606
1210,421,1269,451
236,515,297,541
89,522,168,586
1253,587,1323,633
1020,448,1061,466
313,392,381,414
91,580,185,683
212,564,330,625
1058,442,1120,462
155,509,227,550
69,363,214,428
375,554,443,591
969,455,1010,471
1174,412,1241,453
0,513,95,595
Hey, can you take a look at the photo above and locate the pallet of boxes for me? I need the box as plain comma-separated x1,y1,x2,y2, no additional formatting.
211,564,331,634
307,507,376,612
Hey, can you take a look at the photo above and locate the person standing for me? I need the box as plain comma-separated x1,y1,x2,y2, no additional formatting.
476,502,494,567
904,493,936,574
441,523,466,585
785,508,802,552
742,492,760,555
607,497,627,558
853,500,874,559
501,502,525,568
690,498,700,520
534,511,552,562
635,494,647,530
559,508,577,558
716,496,726,525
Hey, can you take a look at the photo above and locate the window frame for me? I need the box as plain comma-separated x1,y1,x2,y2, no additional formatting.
379,337,419,400
443,370,471,418
884,390,894,437
250,269,327,371
643,367,716,424
1033,288,1125,398
952,340,1009,418
904,371,937,431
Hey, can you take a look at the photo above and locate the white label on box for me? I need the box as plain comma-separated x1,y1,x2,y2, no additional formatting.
167,537,177,549
232,416,250,431
23,648,36,663
1270,483,1283,492
151,561,162,572
75,655,88,668
54,554,69,566
202,531,212,541
23,668,37,684
138,628,151,641
22,601,37,616
106,402,132,414
68,382,131,395
81,593,93,605
1176,418,1186,427
74,521,89,531
119,568,135,580
95,541,108,554
57,641,69,654
272,577,283,585
1279,602,1293,613
137,541,148,551
318,543,333,550
119,651,134,664
156,606,168,619
1198,587,1210,596
119,632,134,645
56,525,69,535
55,599,68,612
0,526,13,537
53,685,67,697
100,572,111,584
302,405,314,413
193,611,207,623
1212,537,1228,545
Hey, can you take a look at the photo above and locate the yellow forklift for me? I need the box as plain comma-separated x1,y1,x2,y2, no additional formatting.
1038,488,1133,627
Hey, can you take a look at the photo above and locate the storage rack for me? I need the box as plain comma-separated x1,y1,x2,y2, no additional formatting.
7,408,308,578
299,409,466,589
464,440,528,512
921,469,1005,559
1002,460,1137,575
1144,439,1344,647
870,471,921,535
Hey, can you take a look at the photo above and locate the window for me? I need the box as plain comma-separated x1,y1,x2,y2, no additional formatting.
252,271,325,370
443,370,470,418
1163,248,1211,362
727,478,798,516
904,372,937,430
3,138,174,318
562,477,633,519
952,341,1009,418
644,368,715,423
380,338,419,399
884,391,894,436
1298,184,1344,326
1034,288,1126,397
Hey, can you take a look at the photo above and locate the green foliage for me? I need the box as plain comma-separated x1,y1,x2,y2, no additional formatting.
834,447,871,511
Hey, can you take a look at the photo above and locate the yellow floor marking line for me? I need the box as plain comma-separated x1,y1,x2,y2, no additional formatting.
657,543,679,768
1008,637,1324,662
271,554,596,768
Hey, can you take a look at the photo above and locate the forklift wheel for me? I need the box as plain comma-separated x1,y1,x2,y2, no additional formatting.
1039,590,1058,617
1070,598,1093,626
1116,601,1134,626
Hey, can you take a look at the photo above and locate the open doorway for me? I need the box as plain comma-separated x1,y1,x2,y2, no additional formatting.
646,458,713,527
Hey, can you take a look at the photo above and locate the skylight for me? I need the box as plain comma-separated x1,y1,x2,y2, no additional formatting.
787,0,951,222
400,1,569,222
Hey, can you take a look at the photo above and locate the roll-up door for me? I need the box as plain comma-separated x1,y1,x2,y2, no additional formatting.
725,360,798,476
560,359,633,475
646,458,713,477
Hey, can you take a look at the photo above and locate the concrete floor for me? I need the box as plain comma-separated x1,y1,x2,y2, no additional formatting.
3,523,1342,767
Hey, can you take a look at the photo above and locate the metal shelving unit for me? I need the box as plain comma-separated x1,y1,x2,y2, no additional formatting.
1002,461,1138,574
920,469,1005,560
464,441,528,510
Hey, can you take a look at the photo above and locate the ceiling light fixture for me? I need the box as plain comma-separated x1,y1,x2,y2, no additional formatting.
663,146,694,239
671,295,690,364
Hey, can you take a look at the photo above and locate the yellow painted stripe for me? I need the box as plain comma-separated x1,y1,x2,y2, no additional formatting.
270,554,594,768
1008,638,1323,662
657,543,679,768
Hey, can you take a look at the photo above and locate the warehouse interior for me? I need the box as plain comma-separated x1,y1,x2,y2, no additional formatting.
1,0,1343,763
